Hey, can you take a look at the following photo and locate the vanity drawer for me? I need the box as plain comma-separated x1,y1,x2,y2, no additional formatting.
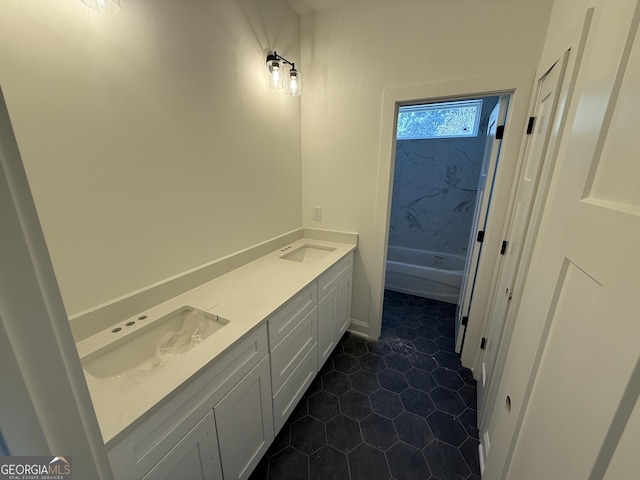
267,282,317,349
270,306,317,394
317,252,353,300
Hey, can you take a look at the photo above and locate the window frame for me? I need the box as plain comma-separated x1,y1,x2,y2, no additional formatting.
396,99,484,140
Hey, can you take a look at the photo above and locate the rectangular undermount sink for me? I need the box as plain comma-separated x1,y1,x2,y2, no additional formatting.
81,307,228,380
280,244,336,264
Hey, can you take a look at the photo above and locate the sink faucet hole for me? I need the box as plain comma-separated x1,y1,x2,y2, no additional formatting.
125,321,136,327
138,315,147,320
111,327,122,333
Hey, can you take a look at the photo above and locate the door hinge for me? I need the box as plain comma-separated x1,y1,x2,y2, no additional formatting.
480,337,487,349
526,116,536,134
461,316,469,326
495,125,505,140
477,230,485,243
500,240,508,255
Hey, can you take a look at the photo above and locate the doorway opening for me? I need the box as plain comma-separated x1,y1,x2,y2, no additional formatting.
382,95,508,353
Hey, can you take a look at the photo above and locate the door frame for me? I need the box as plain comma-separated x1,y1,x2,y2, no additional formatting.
368,72,535,369
0,86,113,478
476,52,570,435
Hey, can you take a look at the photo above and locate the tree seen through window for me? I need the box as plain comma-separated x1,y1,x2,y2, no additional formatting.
396,100,483,140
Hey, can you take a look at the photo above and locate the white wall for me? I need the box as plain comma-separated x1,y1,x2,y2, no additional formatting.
299,0,553,332
0,0,301,317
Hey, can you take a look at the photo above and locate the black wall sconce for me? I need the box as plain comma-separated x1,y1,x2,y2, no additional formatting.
266,52,301,97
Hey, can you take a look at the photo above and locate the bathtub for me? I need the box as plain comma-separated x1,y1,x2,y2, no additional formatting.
384,246,466,304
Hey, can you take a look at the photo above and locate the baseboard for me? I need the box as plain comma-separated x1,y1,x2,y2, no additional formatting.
348,318,369,339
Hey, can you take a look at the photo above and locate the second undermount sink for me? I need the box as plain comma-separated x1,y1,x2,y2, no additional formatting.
280,244,336,264
81,307,229,380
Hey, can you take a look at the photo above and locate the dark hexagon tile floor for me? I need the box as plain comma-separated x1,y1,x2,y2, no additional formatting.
249,290,480,480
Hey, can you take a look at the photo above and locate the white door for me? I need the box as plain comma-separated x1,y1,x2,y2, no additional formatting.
455,97,508,352
476,55,568,422
482,2,640,478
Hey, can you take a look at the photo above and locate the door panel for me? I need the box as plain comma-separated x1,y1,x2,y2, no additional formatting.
586,23,640,210
482,2,640,478
505,260,607,478
455,97,508,352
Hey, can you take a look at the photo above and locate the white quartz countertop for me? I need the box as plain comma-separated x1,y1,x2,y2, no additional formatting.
78,236,356,446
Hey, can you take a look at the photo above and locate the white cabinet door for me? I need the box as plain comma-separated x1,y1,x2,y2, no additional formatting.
318,270,352,369
317,285,337,368
142,411,222,480
215,356,274,480
272,344,318,433
336,271,352,338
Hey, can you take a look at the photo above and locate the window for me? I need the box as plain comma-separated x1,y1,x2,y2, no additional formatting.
396,99,483,140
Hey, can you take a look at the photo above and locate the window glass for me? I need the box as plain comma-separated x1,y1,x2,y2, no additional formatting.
396,99,483,140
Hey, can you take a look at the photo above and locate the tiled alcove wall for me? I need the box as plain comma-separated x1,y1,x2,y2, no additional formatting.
388,97,499,256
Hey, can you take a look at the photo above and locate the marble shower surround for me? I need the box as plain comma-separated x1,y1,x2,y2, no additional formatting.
388,98,498,255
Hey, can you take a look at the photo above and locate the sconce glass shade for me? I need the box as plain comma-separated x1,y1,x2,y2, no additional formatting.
286,68,301,97
81,0,121,12
266,56,284,89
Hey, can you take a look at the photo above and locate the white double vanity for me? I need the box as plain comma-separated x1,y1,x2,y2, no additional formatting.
74,230,356,480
